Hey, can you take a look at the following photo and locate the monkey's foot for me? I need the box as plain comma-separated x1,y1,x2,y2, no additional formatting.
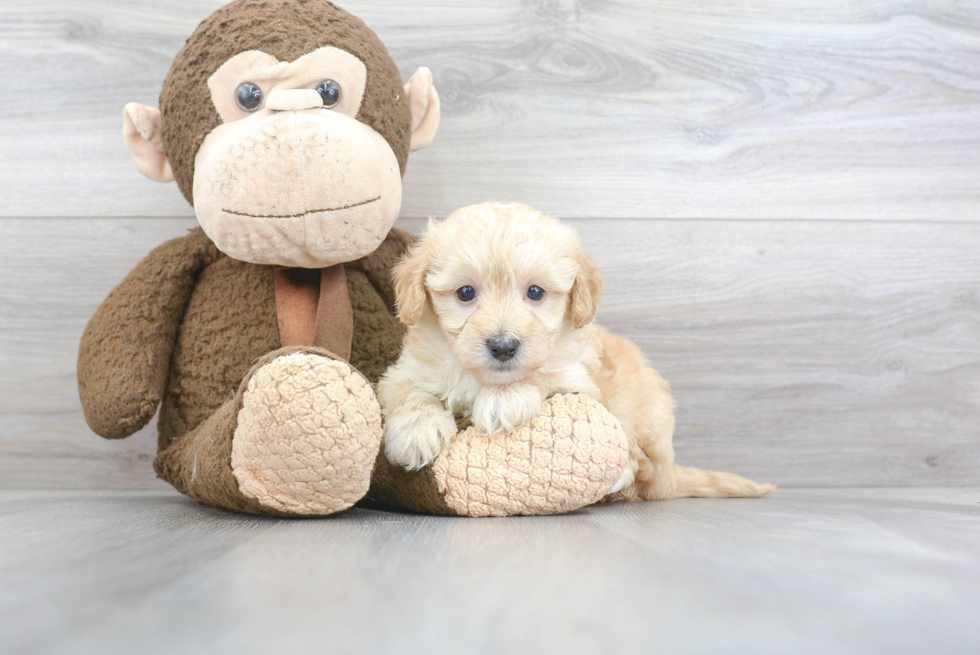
231,351,382,515
370,394,630,517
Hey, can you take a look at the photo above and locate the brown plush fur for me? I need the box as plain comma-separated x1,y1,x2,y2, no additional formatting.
368,451,457,515
148,227,411,453
77,230,220,440
160,0,412,205
78,227,410,449
154,344,354,516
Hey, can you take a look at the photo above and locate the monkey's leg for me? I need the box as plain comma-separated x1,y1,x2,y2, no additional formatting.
369,393,630,517
155,347,382,516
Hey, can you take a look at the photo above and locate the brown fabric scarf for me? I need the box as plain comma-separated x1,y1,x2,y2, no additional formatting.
273,264,354,361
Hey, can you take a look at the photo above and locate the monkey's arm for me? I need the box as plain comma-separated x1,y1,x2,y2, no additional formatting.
77,228,219,439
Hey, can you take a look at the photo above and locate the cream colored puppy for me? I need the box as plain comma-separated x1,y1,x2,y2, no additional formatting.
378,202,772,500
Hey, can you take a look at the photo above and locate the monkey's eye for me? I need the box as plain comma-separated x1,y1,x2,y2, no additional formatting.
527,285,545,301
316,79,342,108
235,82,264,112
456,286,476,302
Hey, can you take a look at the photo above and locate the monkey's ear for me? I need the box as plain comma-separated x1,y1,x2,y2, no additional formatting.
569,251,603,329
123,103,175,183
393,239,430,326
404,67,441,152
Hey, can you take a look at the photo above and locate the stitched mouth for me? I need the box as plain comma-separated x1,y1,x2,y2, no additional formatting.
222,195,380,219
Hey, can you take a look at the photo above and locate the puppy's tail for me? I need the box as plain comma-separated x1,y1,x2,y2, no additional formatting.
666,465,774,499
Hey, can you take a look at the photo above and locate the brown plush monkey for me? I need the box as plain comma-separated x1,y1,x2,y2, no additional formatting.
78,0,630,517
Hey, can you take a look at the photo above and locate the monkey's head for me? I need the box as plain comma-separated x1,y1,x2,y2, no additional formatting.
123,0,440,268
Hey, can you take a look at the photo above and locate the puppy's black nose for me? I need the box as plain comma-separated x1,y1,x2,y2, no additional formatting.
487,335,520,362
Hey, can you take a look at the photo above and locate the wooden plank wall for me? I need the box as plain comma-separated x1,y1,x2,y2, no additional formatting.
1,0,978,489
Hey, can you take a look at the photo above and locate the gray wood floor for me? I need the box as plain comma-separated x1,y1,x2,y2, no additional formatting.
2,489,978,655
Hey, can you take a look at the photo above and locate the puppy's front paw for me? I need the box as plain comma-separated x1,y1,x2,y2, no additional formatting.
384,405,457,470
471,384,542,434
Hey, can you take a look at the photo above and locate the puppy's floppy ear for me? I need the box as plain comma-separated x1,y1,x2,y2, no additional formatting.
569,250,602,329
393,238,430,326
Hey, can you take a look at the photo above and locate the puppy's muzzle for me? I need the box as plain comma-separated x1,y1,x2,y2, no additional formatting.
486,335,520,362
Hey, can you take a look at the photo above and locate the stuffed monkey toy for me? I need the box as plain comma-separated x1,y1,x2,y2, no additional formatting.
78,0,630,517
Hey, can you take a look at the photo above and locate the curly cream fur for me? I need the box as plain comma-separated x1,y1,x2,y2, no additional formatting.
379,202,773,500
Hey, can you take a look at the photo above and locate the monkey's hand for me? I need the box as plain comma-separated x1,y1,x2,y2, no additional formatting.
78,228,218,439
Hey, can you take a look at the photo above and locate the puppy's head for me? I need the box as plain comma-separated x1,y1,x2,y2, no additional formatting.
394,202,601,383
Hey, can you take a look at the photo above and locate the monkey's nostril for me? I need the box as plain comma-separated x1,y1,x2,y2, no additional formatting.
486,335,520,362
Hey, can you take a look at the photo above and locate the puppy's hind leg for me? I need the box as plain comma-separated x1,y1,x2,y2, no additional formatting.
626,368,773,500
631,416,774,499
597,328,773,500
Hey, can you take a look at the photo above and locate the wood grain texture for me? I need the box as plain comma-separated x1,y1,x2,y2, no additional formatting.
1,216,978,489
2,489,979,654
0,218,193,489
3,0,980,220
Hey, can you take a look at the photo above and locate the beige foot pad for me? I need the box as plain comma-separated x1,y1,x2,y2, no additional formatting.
432,394,630,517
232,352,382,515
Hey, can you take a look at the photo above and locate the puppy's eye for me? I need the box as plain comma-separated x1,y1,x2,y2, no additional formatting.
456,286,476,302
316,79,342,108
527,285,545,301
236,82,264,112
